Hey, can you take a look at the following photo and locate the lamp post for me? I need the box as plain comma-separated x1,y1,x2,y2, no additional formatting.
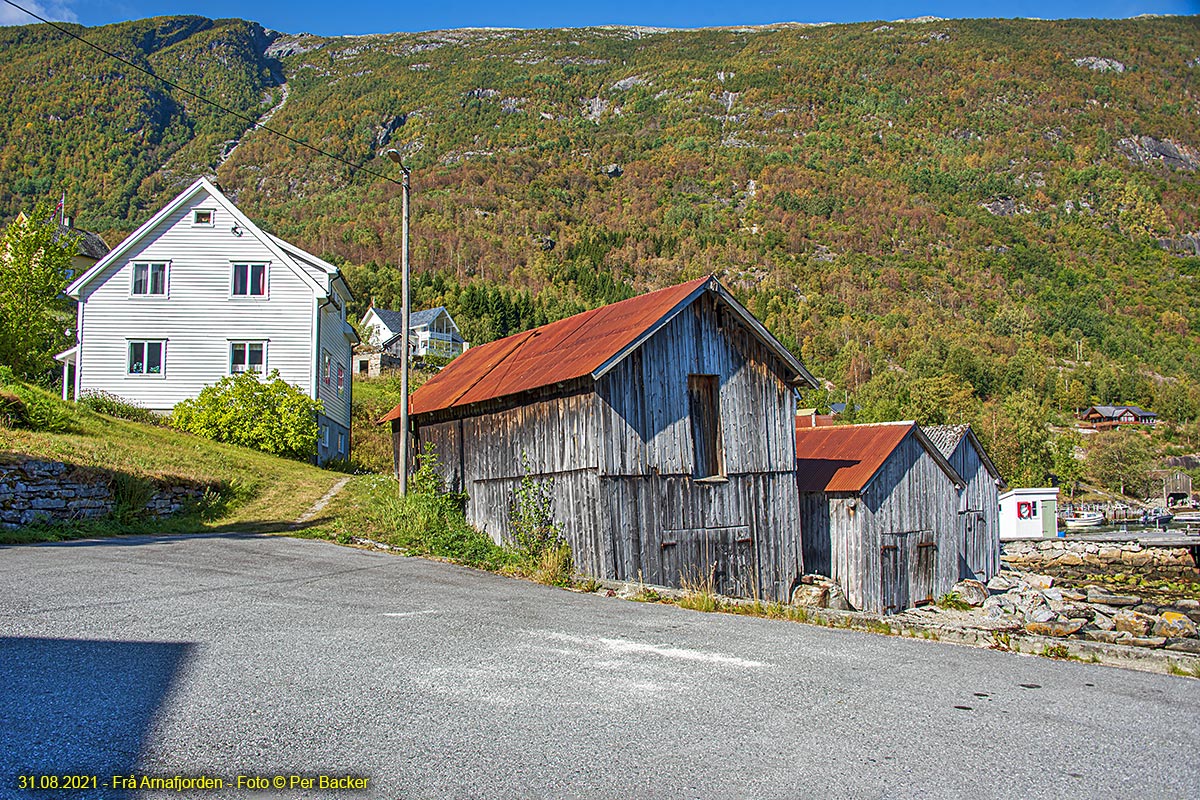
386,148,411,496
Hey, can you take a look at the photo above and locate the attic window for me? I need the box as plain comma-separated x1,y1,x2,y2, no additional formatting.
688,374,724,479
193,209,215,227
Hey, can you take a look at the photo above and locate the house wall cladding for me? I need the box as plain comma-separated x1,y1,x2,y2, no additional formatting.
415,295,802,601
0,457,209,529
799,434,958,614
946,440,1000,581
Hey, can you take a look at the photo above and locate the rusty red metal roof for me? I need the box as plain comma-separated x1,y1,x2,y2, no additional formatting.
382,276,711,421
794,421,917,493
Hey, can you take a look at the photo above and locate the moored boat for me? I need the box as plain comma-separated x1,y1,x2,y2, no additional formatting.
1063,511,1105,529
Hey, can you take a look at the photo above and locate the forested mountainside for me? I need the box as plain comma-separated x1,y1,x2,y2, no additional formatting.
2,15,1199,435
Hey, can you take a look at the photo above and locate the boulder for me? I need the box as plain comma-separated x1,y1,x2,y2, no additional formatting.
987,574,1014,592
1086,588,1140,607
1164,639,1200,654
1121,550,1154,567
1175,599,1200,611
1026,606,1056,624
1153,612,1198,639
1091,612,1115,632
1026,574,1055,590
1056,552,1084,567
1113,609,1156,637
791,584,829,607
1061,589,1088,602
952,579,988,607
826,583,852,611
1059,604,1094,621
1125,636,1168,649
1025,618,1085,637
1133,604,1160,616
1083,630,1123,644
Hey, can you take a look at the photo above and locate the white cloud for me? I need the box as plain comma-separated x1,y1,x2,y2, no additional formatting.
0,0,80,26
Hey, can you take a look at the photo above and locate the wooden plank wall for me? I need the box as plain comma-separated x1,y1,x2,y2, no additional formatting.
947,441,1000,581
853,434,959,614
595,295,801,601
414,291,802,602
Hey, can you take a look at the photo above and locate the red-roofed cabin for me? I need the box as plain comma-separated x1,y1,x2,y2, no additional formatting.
383,276,818,601
795,422,964,614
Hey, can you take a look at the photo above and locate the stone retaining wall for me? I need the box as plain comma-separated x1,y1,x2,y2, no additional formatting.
1002,539,1198,577
0,457,210,529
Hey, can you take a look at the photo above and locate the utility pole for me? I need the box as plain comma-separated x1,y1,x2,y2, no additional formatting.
387,149,411,496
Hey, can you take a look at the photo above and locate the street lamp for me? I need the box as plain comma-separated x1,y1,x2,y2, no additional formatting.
386,148,411,497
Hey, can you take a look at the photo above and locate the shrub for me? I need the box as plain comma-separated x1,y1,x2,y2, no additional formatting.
170,370,322,461
507,454,572,585
78,390,160,425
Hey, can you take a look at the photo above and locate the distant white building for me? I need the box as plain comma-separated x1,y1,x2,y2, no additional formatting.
359,305,467,360
59,177,358,464
998,487,1060,540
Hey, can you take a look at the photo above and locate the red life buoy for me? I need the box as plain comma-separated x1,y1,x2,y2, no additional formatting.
1017,501,1033,519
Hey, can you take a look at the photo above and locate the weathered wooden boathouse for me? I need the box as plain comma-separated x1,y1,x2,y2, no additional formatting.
795,421,964,614
383,276,819,600
923,424,1005,583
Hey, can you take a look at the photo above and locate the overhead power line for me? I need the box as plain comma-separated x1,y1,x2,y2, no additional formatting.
1,0,402,186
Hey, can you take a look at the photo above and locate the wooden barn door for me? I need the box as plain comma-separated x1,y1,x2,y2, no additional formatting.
913,535,937,606
881,531,934,614
880,537,908,615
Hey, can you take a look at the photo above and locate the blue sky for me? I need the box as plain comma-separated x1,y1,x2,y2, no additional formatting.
1,0,1195,35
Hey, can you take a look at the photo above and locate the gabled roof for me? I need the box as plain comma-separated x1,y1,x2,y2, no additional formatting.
368,306,450,334
66,177,329,300
383,275,816,421
1083,404,1157,419
923,423,1006,487
795,421,964,493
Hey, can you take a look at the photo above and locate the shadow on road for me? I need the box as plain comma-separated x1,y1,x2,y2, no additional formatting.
0,637,194,798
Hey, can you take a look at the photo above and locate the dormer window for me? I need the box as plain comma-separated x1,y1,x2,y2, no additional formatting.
193,209,215,227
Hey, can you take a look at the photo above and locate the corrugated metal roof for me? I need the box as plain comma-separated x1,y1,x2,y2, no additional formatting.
794,421,916,493
383,277,710,420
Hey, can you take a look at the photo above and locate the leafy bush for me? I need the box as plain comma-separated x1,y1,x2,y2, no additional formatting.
78,390,160,425
170,370,322,461
507,454,572,585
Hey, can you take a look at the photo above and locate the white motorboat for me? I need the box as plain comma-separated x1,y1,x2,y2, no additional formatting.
1063,511,1105,529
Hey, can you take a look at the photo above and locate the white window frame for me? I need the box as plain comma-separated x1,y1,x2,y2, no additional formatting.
130,262,169,298
127,339,166,378
229,341,267,376
322,349,332,386
230,262,269,299
336,363,345,398
320,424,330,449
192,208,215,227
337,432,346,456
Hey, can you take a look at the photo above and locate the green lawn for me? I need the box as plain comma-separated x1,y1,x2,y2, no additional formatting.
2,393,345,543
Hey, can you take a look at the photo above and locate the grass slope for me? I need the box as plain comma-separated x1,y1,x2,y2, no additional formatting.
2,386,344,542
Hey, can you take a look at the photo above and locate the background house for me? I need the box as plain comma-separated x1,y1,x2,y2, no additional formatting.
795,421,964,614
1079,405,1158,428
923,424,1005,582
383,276,818,601
360,305,467,359
60,177,357,464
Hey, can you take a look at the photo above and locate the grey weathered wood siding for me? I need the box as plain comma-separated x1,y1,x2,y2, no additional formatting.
413,293,801,601
798,433,958,614
946,439,1000,581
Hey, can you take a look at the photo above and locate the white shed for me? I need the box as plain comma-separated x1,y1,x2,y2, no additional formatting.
998,488,1059,540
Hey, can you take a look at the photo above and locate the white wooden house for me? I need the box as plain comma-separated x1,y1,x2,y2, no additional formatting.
59,177,357,464
359,305,467,359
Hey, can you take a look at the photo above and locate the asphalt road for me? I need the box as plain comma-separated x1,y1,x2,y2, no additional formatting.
1,533,1197,800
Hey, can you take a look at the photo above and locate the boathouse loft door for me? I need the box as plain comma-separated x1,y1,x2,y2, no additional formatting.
881,530,936,615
